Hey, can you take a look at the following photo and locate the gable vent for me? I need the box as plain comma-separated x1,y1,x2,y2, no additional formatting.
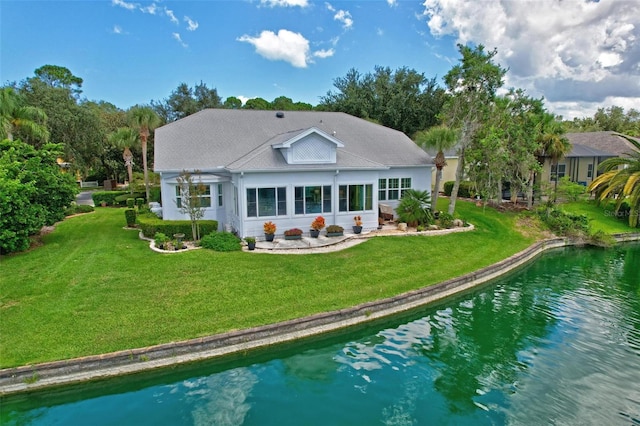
276,111,285,118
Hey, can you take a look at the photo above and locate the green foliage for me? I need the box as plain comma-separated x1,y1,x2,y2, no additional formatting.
536,205,590,237
126,198,135,208
443,181,475,198
92,191,128,206
114,192,145,204
149,187,162,203
124,209,137,227
135,198,145,208
200,232,242,252
438,212,455,229
0,139,78,254
326,225,344,233
137,213,218,240
395,189,434,226
64,204,94,216
557,177,587,202
154,232,169,247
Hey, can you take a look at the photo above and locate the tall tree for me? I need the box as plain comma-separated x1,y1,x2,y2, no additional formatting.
128,106,160,203
243,97,271,110
0,86,49,143
108,127,139,193
537,112,571,203
588,138,640,228
415,125,458,212
33,64,83,97
223,96,242,109
441,44,506,215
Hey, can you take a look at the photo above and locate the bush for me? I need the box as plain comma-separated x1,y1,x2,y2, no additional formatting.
64,204,95,216
154,232,169,248
443,181,475,198
201,232,242,252
137,213,218,239
114,192,145,206
557,177,587,202
438,212,455,229
537,205,590,237
136,198,145,209
92,191,128,206
124,209,137,227
326,225,344,233
126,198,135,209
149,187,162,204
395,189,433,226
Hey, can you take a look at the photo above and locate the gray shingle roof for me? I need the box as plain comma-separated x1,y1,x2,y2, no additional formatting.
154,109,432,172
566,143,617,158
565,132,639,157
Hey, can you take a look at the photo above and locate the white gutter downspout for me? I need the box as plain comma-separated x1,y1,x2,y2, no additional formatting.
333,169,339,225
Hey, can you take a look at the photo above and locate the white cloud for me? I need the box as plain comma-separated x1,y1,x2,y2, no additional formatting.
113,25,123,34
238,96,250,105
334,9,353,29
387,0,397,7
112,0,137,11
238,29,311,68
164,7,179,24
184,16,199,31
260,0,308,6
172,32,188,48
140,3,157,14
313,48,335,59
421,0,640,119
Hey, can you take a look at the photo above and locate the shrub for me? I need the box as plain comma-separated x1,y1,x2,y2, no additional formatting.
137,213,218,239
284,228,303,236
395,189,433,226
135,198,145,209
126,198,135,209
438,212,454,229
443,181,475,198
64,204,95,216
326,225,344,233
124,209,137,227
537,205,590,237
149,187,162,204
92,191,128,206
201,232,242,252
114,192,145,206
557,177,587,202
154,232,169,248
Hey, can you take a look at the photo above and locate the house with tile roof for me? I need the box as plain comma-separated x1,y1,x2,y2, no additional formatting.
154,109,433,238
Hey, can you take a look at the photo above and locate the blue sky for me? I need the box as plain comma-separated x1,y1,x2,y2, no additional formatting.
2,0,639,120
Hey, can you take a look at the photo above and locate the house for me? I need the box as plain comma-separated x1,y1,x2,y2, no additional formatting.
541,132,640,185
153,109,433,238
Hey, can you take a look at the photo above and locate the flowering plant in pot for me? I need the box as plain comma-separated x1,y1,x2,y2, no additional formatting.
326,224,344,237
310,215,325,237
353,215,363,234
263,221,276,242
284,228,303,240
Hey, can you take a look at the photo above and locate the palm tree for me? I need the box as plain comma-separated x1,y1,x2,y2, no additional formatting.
0,87,49,143
108,127,139,193
128,106,160,202
538,115,571,202
588,139,640,228
416,125,459,212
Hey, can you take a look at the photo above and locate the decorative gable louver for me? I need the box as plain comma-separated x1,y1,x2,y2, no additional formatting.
272,127,344,165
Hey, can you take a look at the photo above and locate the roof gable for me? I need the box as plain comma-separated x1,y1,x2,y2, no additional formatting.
272,127,344,165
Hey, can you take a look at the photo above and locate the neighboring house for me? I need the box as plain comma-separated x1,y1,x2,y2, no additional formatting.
154,109,433,238
426,147,460,190
541,132,640,185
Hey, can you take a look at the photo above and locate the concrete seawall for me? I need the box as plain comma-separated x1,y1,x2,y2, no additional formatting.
2,233,639,396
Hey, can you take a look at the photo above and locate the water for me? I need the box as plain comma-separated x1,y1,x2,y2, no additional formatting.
3,244,639,425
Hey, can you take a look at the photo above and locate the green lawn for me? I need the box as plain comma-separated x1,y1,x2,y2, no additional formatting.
559,199,637,234
2,200,534,368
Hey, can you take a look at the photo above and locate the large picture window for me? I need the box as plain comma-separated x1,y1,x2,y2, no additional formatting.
378,178,411,200
550,164,566,182
246,187,287,217
294,185,332,214
175,184,211,208
339,184,373,212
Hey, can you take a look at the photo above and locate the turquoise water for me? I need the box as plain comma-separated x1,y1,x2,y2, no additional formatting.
3,244,640,425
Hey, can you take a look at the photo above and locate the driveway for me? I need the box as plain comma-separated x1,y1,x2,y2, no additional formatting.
76,191,95,206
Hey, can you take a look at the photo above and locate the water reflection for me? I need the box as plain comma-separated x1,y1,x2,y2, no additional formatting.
3,245,640,425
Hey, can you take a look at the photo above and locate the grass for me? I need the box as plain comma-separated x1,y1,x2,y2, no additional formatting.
0,200,540,368
559,199,637,234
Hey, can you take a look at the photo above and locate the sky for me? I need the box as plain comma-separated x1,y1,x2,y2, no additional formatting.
1,0,639,120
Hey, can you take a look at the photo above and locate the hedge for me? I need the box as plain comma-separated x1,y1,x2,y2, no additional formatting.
443,181,476,198
92,191,128,206
138,213,219,239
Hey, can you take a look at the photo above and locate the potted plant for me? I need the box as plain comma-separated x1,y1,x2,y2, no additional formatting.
284,228,303,240
263,221,276,242
353,215,363,234
326,224,344,237
154,232,169,250
245,236,256,251
310,215,325,238
173,233,185,250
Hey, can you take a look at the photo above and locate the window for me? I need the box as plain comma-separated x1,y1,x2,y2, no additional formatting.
378,178,412,200
550,164,566,182
587,164,593,179
246,187,287,217
175,184,211,208
295,185,332,214
339,184,373,212
217,183,223,207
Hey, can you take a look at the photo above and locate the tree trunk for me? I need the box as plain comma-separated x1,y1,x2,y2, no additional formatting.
448,147,465,215
432,167,442,213
526,170,535,209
